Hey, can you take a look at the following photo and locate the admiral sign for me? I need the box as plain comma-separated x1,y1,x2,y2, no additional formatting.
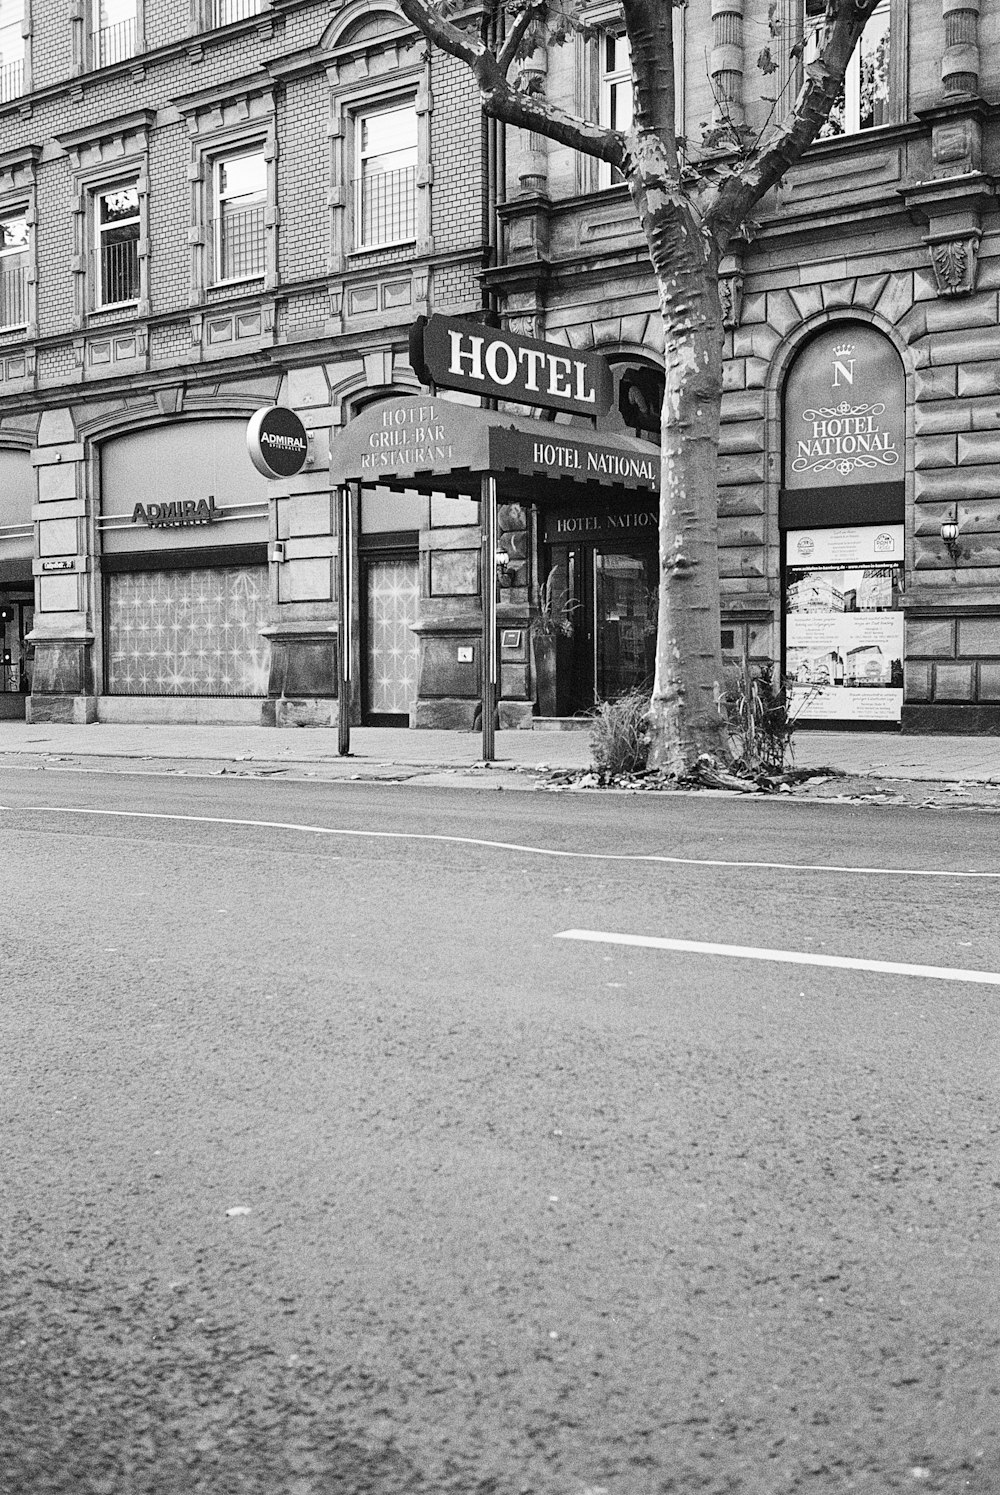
132,496,219,528
409,315,614,418
247,406,310,479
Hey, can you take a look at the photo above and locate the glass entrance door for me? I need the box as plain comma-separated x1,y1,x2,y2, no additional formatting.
594,548,657,700
544,542,657,712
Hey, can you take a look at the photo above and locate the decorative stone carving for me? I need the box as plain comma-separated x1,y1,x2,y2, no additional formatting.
719,271,743,329
928,233,980,296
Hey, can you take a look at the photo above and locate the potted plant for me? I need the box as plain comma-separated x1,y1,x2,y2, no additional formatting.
529,567,578,717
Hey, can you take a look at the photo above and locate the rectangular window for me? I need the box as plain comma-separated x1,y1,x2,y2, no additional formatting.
354,102,417,250
0,209,28,328
206,0,263,26
0,0,25,102
805,0,890,135
94,185,140,307
213,149,266,283
598,33,633,187
90,0,137,68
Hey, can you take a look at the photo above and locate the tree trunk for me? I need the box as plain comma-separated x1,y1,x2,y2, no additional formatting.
634,186,731,774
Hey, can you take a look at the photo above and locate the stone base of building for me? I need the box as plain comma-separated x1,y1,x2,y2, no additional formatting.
27,695,98,724
262,698,338,728
0,694,26,720
94,696,263,725
499,700,534,729
414,698,479,730
902,704,1000,735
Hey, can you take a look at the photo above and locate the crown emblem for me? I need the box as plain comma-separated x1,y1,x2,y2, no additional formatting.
833,342,854,358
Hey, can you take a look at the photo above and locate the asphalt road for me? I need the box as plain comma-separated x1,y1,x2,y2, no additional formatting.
2,767,999,1495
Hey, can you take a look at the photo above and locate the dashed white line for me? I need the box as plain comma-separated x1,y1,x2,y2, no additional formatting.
556,929,1000,986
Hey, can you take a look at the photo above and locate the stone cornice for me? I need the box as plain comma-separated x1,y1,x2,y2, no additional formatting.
54,109,157,154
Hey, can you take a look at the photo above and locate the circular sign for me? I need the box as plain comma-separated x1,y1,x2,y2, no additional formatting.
247,406,309,479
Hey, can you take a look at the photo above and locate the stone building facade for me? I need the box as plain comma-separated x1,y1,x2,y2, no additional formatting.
0,0,487,726
493,0,1000,732
2,0,999,732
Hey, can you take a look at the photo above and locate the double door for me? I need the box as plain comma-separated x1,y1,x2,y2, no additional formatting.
544,541,657,714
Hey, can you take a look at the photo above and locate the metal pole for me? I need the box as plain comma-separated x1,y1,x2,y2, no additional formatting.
481,472,497,763
337,483,353,757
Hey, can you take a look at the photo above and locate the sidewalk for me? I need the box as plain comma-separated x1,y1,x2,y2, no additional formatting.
0,718,997,785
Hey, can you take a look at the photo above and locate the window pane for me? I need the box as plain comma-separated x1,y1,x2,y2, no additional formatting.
0,214,27,253
100,186,139,225
218,152,266,203
859,6,890,129
95,0,135,24
361,105,417,163
0,0,24,101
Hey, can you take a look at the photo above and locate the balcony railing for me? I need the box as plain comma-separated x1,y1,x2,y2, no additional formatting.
0,57,24,102
0,262,27,328
214,206,266,282
354,166,417,249
208,0,262,25
91,16,137,68
94,238,140,307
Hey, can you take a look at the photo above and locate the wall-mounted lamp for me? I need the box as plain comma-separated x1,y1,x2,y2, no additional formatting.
495,547,511,584
940,508,961,563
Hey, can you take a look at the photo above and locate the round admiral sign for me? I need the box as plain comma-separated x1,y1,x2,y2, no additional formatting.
247,406,309,479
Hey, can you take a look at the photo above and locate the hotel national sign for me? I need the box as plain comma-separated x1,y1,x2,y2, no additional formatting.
409,314,614,419
783,325,904,490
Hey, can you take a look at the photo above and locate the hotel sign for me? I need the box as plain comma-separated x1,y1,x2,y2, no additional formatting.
343,396,659,493
784,325,904,490
409,315,614,418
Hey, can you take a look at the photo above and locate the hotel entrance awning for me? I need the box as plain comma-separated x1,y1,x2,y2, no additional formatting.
331,394,659,502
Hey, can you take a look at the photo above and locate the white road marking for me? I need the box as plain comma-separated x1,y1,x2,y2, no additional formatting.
1,801,998,881
556,929,1000,986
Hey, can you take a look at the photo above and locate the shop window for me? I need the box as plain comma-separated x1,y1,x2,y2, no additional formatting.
212,147,266,283
804,0,891,135
93,184,140,308
204,0,263,26
88,0,137,69
353,100,418,251
0,208,28,328
0,0,25,101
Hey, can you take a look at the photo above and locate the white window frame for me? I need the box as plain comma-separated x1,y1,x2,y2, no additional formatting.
578,4,685,195
353,97,418,253
0,0,26,102
211,144,268,286
803,0,893,137
88,0,138,69
598,31,632,189
0,205,29,329
201,0,263,28
92,181,140,309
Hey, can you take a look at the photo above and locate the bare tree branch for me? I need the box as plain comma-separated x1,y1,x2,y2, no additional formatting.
397,0,484,68
398,0,626,168
497,0,546,74
704,0,885,247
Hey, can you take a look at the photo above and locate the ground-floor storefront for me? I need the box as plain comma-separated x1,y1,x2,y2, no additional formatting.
3,286,1000,733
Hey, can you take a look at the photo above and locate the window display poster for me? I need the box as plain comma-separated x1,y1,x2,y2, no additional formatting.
784,525,904,723
785,525,903,568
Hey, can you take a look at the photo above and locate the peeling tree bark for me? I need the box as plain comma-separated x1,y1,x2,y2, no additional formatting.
629,175,729,772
